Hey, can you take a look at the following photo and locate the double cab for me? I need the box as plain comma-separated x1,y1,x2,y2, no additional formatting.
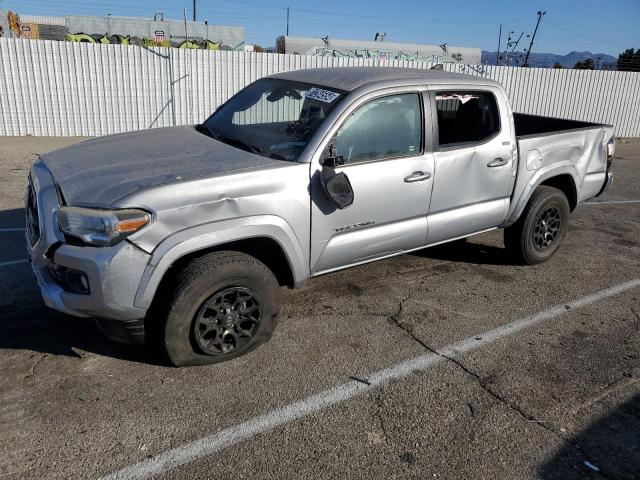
26,67,615,366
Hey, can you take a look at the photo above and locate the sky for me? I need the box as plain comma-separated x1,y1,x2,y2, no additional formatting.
2,0,639,56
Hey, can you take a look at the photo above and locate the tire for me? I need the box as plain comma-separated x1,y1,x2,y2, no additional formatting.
157,251,281,367
504,186,570,265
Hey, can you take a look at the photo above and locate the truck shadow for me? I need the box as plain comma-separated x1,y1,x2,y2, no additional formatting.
411,240,516,266
1,205,512,366
0,206,163,365
537,392,640,479
1,302,164,365
0,207,26,228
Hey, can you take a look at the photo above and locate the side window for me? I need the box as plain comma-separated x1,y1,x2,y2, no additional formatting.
335,93,422,164
435,91,500,147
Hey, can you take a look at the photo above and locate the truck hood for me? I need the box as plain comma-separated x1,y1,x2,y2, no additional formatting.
41,126,289,207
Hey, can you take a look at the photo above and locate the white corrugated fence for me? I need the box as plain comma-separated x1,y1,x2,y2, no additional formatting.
1,38,639,137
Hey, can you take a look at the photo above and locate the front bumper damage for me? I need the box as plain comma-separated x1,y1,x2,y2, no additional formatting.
26,160,150,323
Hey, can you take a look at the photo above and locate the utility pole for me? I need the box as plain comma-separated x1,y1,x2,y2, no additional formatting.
286,7,290,36
523,11,545,67
183,8,189,41
496,24,502,66
504,30,513,65
193,0,196,21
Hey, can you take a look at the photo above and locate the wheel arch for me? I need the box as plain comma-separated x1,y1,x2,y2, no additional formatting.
504,165,579,226
134,216,309,311
539,174,578,211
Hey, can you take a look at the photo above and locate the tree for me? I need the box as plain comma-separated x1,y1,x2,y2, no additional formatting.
573,59,594,70
617,48,640,72
553,63,563,69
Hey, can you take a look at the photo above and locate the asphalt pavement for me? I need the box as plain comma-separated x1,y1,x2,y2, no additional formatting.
0,136,639,480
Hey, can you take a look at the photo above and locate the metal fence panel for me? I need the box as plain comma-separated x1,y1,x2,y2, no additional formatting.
1,38,639,137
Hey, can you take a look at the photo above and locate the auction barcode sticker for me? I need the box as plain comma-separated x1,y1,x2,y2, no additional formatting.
305,87,340,103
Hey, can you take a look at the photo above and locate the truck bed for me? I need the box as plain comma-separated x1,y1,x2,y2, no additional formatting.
505,113,614,226
513,113,606,138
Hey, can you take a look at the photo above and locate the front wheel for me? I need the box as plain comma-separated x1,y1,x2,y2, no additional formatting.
504,186,570,265
156,251,281,367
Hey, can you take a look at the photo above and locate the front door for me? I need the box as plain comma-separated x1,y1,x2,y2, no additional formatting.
310,91,435,274
426,88,516,244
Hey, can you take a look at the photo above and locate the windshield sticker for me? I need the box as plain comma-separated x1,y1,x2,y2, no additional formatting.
305,87,340,103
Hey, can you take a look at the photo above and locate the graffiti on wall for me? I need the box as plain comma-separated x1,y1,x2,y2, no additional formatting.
66,32,130,44
457,63,487,75
7,11,20,37
310,47,449,64
65,31,240,50
3,11,245,50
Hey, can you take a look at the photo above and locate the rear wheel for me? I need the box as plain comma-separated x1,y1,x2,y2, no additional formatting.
156,251,281,367
504,186,570,265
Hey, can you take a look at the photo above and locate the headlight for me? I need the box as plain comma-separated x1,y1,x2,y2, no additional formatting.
56,207,151,246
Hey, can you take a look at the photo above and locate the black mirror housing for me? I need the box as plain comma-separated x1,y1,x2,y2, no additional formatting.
321,166,354,209
321,142,345,168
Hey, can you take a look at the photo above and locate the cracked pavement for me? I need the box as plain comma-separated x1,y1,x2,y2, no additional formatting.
0,137,639,479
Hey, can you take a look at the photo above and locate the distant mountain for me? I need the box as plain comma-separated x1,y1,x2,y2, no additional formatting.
481,50,617,69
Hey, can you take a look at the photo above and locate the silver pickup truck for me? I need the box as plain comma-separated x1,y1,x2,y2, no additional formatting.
26,67,615,366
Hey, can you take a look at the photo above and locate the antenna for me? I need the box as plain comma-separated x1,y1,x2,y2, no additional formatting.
286,7,290,36
523,11,545,67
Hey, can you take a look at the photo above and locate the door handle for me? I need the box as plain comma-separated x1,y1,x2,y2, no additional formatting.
487,157,508,168
404,171,432,183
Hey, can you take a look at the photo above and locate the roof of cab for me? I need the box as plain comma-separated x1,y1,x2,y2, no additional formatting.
268,67,501,92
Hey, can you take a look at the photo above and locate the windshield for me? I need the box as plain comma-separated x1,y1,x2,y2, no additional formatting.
201,78,346,162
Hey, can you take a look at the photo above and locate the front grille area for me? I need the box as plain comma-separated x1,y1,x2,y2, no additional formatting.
26,177,41,246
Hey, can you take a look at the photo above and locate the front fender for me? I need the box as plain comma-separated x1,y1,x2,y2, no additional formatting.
133,215,308,309
503,162,579,227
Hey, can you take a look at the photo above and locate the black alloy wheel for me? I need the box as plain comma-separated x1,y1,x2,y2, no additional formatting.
532,207,561,251
193,287,262,356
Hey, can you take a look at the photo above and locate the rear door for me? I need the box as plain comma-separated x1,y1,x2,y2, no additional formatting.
426,87,516,244
310,88,435,274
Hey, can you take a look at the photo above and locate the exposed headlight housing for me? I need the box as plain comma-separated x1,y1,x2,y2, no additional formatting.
56,207,151,247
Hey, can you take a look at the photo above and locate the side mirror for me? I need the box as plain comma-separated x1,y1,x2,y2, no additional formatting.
320,166,354,209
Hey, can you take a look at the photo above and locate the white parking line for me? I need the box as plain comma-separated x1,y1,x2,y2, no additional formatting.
0,227,26,232
585,199,640,205
0,259,28,267
101,277,640,480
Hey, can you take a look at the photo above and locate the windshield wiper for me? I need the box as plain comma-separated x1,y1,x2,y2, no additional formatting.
215,134,263,155
195,123,215,138
196,124,263,155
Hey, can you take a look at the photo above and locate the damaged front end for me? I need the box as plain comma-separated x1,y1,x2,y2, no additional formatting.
26,159,151,330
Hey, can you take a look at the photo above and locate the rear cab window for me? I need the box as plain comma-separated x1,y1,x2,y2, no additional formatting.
435,91,500,147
